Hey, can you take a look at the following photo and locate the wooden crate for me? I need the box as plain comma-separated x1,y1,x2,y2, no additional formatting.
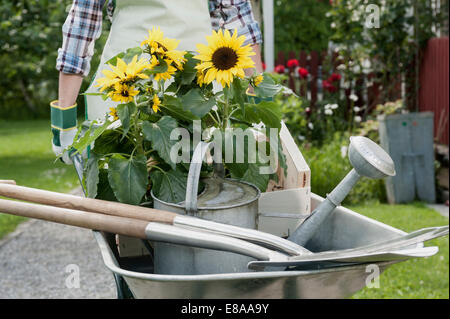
258,122,311,238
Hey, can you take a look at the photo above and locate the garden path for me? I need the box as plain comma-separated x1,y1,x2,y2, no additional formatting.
0,188,116,299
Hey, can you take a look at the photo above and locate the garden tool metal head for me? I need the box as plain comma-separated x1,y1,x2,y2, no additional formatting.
248,225,447,270
288,136,396,247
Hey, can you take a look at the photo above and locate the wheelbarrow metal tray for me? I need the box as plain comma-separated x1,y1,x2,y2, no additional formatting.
92,193,417,299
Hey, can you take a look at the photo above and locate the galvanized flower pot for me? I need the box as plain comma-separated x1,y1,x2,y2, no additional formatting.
151,142,261,275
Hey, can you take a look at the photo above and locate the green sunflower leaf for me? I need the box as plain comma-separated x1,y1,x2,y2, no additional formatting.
84,153,99,198
150,169,188,204
107,154,148,205
241,163,271,192
180,52,198,85
71,120,111,156
142,116,178,169
231,77,246,116
234,101,282,130
105,46,143,65
96,168,118,202
254,74,283,99
181,88,216,118
162,95,199,122
116,102,136,140
143,59,168,75
92,129,134,155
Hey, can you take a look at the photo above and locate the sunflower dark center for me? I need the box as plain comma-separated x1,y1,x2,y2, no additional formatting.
156,42,168,52
121,89,129,97
212,47,238,70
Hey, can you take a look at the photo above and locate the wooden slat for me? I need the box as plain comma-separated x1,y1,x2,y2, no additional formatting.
266,122,310,190
367,72,381,112
288,51,297,93
276,51,285,67
299,50,308,97
419,37,449,145
310,51,319,107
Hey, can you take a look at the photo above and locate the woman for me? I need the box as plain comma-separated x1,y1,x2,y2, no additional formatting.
51,0,264,164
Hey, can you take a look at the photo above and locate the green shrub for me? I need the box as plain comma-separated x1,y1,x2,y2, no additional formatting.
302,132,387,205
0,1,110,120
274,0,333,54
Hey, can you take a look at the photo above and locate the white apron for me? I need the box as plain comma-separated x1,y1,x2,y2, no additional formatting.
85,0,213,121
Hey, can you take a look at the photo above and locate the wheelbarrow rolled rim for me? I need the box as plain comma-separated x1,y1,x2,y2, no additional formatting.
92,231,399,282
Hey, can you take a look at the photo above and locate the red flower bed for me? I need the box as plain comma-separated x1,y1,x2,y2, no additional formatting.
298,67,309,79
274,64,286,74
287,59,299,69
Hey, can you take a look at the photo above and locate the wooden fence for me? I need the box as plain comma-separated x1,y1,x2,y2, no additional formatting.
275,46,448,147
419,37,449,146
274,50,396,114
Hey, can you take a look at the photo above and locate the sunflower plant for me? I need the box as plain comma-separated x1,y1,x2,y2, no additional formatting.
70,28,286,206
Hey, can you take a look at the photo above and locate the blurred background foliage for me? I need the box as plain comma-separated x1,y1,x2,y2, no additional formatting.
0,0,335,120
1,0,447,121
273,0,333,54
0,0,111,120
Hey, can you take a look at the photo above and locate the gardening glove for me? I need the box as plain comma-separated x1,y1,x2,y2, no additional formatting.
50,100,78,165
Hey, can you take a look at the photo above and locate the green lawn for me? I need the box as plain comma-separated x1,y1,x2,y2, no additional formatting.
0,119,79,239
350,202,449,299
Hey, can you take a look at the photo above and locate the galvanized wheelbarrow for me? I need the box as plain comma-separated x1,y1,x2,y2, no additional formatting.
69,134,444,299
90,191,427,299
0,127,445,298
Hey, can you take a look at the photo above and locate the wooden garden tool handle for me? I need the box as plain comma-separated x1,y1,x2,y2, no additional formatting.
0,183,177,224
0,180,16,185
0,198,148,239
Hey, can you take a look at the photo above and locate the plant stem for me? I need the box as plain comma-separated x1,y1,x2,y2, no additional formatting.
213,108,221,127
132,98,145,155
115,128,136,144
147,164,165,173
130,145,138,159
159,80,165,95
208,112,220,127
102,152,132,158
228,106,240,119
144,149,156,156
223,87,230,129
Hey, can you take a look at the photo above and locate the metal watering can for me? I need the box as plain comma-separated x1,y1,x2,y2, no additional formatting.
151,142,261,275
287,136,397,247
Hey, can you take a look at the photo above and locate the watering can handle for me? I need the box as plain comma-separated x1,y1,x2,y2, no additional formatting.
185,142,215,215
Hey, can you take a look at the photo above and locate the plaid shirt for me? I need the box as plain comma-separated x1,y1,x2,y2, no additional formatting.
56,0,262,76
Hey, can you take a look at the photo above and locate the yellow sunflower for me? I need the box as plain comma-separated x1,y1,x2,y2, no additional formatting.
152,94,161,113
196,70,205,87
194,29,255,87
141,27,187,71
109,107,119,121
253,74,264,87
95,69,120,92
150,56,178,82
165,50,187,70
125,55,152,80
95,55,150,92
141,27,179,55
107,83,139,103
